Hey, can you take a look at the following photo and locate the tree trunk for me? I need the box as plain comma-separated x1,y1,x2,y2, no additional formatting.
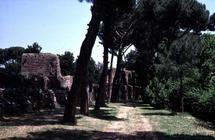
63,7,101,124
111,49,123,102
80,83,89,115
95,45,108,110
95,17,112,110
107,53,114,103
0,103,4,120
180,75,184,112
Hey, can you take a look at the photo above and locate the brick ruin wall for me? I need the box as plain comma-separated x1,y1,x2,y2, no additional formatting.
21,53,60,77
21,53,73,90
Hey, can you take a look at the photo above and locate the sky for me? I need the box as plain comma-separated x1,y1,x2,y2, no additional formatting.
0,0,215,65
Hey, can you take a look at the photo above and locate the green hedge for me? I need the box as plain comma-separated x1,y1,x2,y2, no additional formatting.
145,77,215,123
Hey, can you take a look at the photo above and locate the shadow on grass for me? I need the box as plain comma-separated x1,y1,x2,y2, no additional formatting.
0,105,123,127
190,113,215,129
142,112,176,116
140,106,160,110
1,128,215,140
0,108,82,126
126,103,158,110
89,108,125,121
137,104,176,116
194,119,215,131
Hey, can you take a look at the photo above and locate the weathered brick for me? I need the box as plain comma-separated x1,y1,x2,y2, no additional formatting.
21,53,73,90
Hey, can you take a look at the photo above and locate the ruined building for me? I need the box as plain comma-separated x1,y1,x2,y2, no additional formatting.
21,53,73,91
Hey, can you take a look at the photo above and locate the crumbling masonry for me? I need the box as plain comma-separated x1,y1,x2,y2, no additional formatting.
21,53,73,91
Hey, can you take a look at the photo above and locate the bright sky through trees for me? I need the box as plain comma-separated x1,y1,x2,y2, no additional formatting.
0,0,214,63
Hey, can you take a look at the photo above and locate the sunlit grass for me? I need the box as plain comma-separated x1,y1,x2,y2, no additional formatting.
139,104,215,138
0,104,120,139
77,104,119,130
1,103,214,140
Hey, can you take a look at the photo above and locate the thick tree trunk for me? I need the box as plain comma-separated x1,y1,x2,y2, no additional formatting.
107,53,114,103
95,45,108,110
80,83,89,115
180,75,184,112
63,7,101,124
95,17,112,110
0,103,4,120
111,49,123,102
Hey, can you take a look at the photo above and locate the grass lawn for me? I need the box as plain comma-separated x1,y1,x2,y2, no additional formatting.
76,103,120,131
0,104,120,140
1,103,215,140
139,104,215,140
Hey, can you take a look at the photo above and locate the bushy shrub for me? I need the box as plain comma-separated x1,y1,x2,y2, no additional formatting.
0,88,67,116
145,77,181,110
186,87,215,123
145,77,166,108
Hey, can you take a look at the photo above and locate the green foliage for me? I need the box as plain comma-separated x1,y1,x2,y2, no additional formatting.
58,51,75,76
114,0,136,13
24,42,42,53
132,0,209,90
0,43,42,87
2,47,25,63
73,57,100,84
136,0,209,32
125,49,137,70
58,52,100,84
198,34,215,88
109,0,213,124
1,47,25,75
209,13,215,31
186,87,215,123
145,77,181,109
142,34,215,123
87,58,101,84
145,77,168,108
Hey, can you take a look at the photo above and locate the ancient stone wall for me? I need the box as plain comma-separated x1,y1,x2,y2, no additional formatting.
108,68,133,85
108,68,136,101
21,53,60,78
21,53,73,90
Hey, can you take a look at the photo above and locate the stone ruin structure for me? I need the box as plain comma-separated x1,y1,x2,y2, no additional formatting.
21,53,140,103
0,53,82,116
21,53,73,91
21,53,98,106
107,68,139,101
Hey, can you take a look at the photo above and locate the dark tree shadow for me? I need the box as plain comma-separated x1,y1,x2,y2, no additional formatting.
0,105,123,127
1,128,215,140
194,119,215,131
0,108,82,126
150,131,215,140
142,112,176,116
127,103,159,110
191,113,215,128
140,106,160,110
131,103,151,107
89,108,125,121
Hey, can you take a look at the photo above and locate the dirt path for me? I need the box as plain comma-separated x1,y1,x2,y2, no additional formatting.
92,105,158,140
